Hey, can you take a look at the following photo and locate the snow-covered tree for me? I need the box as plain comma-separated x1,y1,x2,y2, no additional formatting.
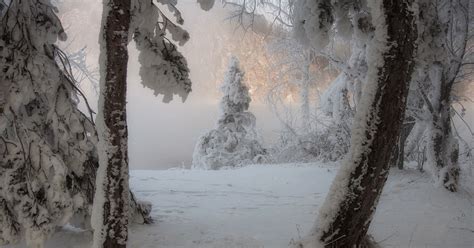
263,28,353,163
0,0,99,246
192,57,266,170
318,76,354,160
243,0,366,163
266,32,318,132
412,0,469,192
92,0,191,247
387,0,471,186
313,6,374,163
292,0,418,246
358,0,472,180
0,1,152,247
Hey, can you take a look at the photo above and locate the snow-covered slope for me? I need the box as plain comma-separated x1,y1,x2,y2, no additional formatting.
8,163,473,248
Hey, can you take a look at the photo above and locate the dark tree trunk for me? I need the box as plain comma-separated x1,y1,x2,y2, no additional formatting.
301,1,418,247
390,118,416,170
93,0,131,247
430,110,460,192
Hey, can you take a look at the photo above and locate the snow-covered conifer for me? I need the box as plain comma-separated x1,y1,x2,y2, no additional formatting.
192,57,265,170
0,0,99,246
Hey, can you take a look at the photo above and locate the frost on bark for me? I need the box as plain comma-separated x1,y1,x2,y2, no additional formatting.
297,0,417,247
92,0,131,247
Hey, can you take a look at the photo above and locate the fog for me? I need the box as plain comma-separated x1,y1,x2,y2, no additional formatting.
60,0,281,169
59,0,474,170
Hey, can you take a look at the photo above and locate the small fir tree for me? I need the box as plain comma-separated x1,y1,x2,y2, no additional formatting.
192,57,266,170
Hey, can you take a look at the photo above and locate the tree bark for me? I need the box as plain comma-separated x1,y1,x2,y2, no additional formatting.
92,0,131,247
300,1,418,247
430,107,460,192
390,118,416,170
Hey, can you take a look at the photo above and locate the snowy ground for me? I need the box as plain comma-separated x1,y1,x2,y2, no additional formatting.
9,163,473,248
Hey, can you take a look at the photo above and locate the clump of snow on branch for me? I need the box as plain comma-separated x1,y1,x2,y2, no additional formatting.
131,0,191,103
197,0,215,11
192,57,266,170
293,0,334,50
293,0,362,51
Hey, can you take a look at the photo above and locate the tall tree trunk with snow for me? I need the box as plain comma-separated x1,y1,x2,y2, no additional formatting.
92,0,192,246
297,0,417,246
92,0,131,247
427,63,461,192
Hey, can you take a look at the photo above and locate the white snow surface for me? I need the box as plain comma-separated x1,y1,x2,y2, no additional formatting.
7,163,473,248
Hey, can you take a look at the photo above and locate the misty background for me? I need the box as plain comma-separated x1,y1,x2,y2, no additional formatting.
58,0,474,170
59,0,282,169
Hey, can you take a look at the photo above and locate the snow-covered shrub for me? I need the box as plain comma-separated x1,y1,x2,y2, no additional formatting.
269,111,351,164
192,57,266,170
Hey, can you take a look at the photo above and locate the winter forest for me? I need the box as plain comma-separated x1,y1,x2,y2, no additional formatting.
0,0,473,247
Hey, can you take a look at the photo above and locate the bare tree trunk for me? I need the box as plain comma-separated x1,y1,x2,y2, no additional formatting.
92,0,131,247
430,102,460,192
390,117,416,170
298,1,417,247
